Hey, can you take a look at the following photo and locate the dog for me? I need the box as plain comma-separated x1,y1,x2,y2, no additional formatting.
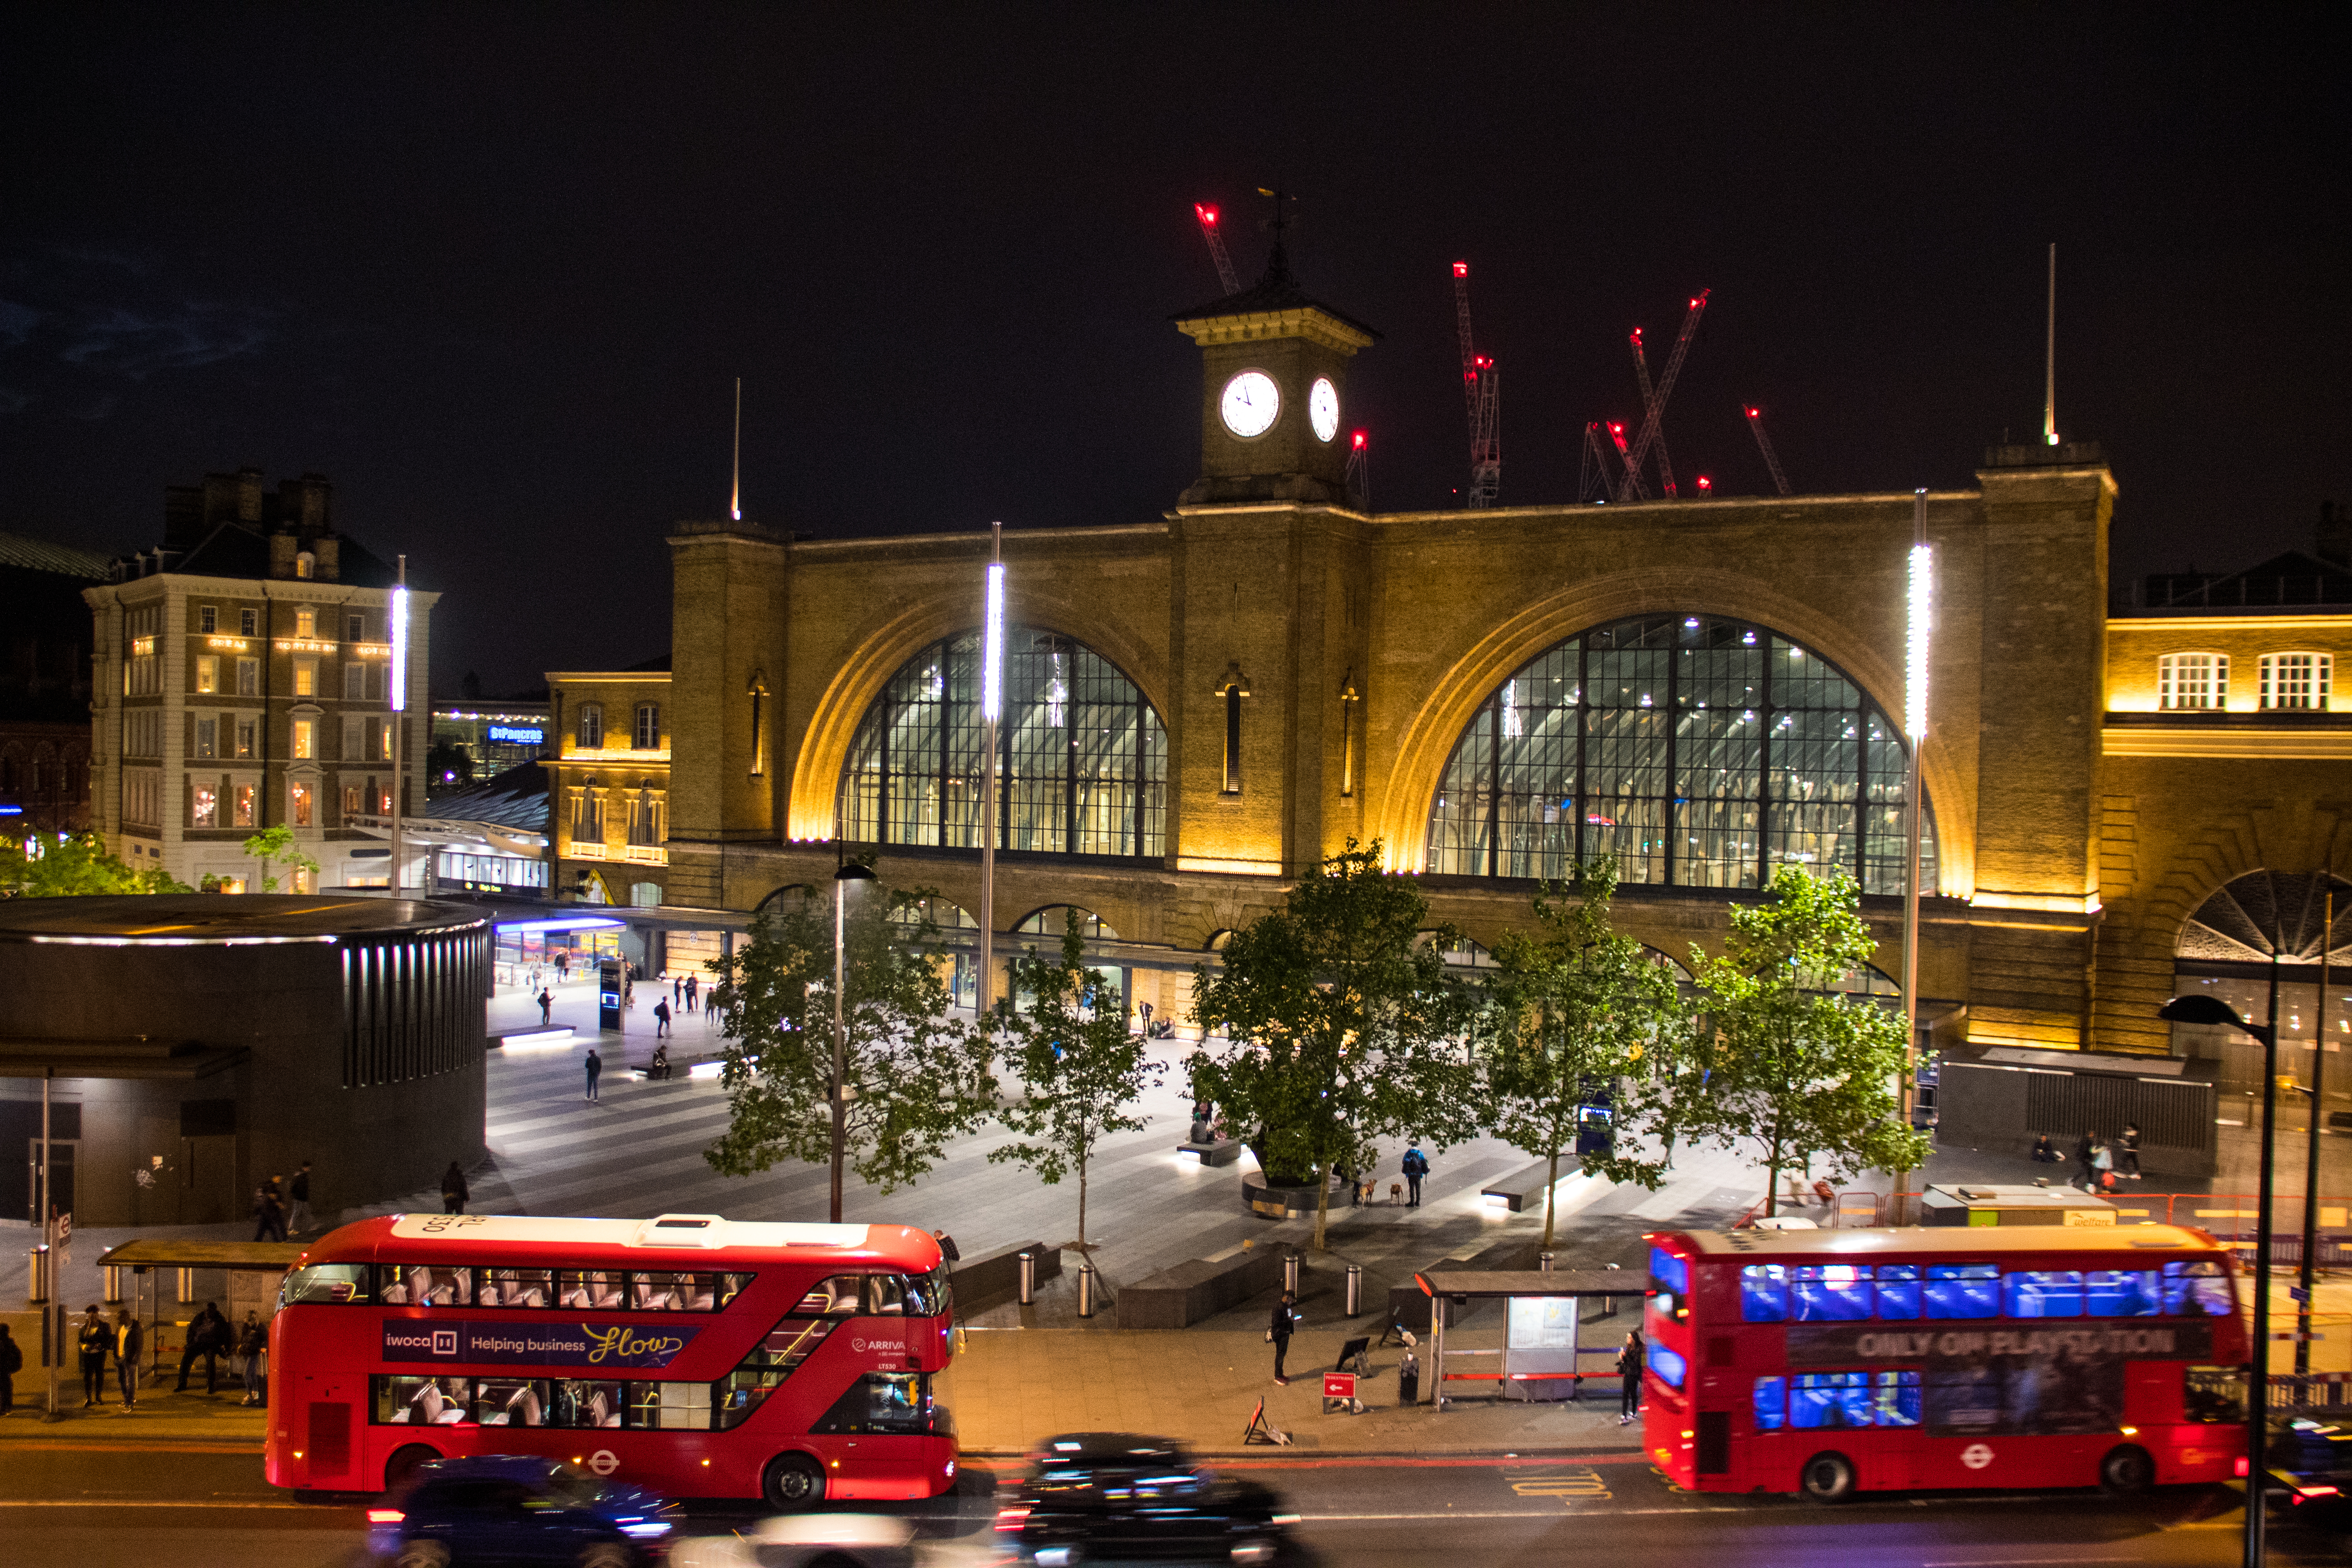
1389,1181,1405,1206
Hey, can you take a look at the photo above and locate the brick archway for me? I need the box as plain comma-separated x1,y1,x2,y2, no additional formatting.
1362,566,1971,892
785,586,1172,842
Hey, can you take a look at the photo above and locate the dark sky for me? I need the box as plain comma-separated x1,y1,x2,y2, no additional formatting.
4,5,2343,696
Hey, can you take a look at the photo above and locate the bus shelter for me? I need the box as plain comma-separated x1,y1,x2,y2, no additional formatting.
1412,1268,1650,1406
94,1238,307,1382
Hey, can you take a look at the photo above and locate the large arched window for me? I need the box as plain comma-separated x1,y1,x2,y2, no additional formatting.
1426,613,1936,894
837,627,1167,859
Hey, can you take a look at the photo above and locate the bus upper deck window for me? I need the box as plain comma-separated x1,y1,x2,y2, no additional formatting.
2164,1260,2234,1316
2085,1269,2161,1317
281,1262,371,1307
1649,1247,1690,1298
1752,1376,1788,1432
791,1277,863,1317
1876,1263,1921,1319
1791,1264,1872,1322
1740,1264,1788,1323
2001,1270,2084,1318
1923,1263,1999,1319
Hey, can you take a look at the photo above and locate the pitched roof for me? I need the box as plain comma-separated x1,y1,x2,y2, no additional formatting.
1169,250,1382,341
2142,549,2352,610
167,519,403,588
421,760,548,834
0,531,114,579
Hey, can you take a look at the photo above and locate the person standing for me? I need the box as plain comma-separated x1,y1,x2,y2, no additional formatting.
2073,1129,2099,1192
113,1305,143,1410
1401,1144,1431,1208
537,988,554,1026
1268,1291,1298,1385
177,1302,229,1394
440,1161,469,1215
1618,1330,1646,1424
653,999,671,1039
0,1322,19,1417
673,975,683,1007
252,1184,287,1243
288,1161,314,1236
585,1047,603,1101
236,1311,268,1406
78,1304,110,1408
686,974,698,1012
2119,1123,2143,1180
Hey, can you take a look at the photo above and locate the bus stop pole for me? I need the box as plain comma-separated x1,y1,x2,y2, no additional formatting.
1428,1297,1446,1408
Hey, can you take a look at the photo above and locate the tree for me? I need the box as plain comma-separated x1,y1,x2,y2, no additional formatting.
0,830,189,897
703,878,996,1200
989,910,1166,1253
1188,839,1478,1251
242,825,321,893
1481,857,1690,1248
1681,865,1929,1216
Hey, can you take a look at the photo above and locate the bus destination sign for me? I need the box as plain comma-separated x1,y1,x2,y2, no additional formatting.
383,1319,704,1369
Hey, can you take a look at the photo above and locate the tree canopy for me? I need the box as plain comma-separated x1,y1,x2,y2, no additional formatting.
0,830,189,897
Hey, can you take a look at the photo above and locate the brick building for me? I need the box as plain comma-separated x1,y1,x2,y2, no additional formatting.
0,531,108,833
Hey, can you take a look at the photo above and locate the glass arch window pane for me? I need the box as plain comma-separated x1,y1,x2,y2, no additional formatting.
1425,614,1936,892
837,627,1166,859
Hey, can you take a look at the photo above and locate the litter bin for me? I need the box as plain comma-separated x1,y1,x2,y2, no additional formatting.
1283,1252,1301,1296
1018,1250,1035,1305
1344,1264,1362,1317
1076,1263,1098,1319
1397,1351,1419,1406
26,1244,48,1304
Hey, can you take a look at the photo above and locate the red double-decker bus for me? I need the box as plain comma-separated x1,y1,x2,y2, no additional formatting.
265,1213,957,1507
1641,1225,2249,1500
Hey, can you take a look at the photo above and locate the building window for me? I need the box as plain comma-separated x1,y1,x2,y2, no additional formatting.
835,626,1168,859
294,659,317,697
578,705,603,749
237,657,260,696
199,605,217,633
344,784,362,815
1425,614,1938,894
195,717,218,760
126,604,161,696
380,718,395,761
196,656,218,695
574,786,605,842
634,703,661,749
343,717,365,760
2259,652,2331,710
234,782,256,827
235,720,256,759
347,613,364,642
125,710,162,758
192,784,218,828
295,552,314,580
295,607,316,638
124,768,160,827
293,719,316,759
240,608,257,637
2158,652,2228,710
344,662,366,699
628,788,664,845
290,780,314,827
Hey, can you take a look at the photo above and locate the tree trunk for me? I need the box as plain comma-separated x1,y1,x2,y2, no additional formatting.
1541,1146,1561,1250
1312,1157,1334,1251
1076,1145,1088,1252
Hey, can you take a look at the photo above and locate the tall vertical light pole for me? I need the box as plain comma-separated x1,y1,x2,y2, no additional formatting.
2044,242,2059,447
2297,888,2335,1392
2161,987,2280,1568
390,556,409,896
1896,491,1932,1222
830,861,874,1224
977,523,1004,1021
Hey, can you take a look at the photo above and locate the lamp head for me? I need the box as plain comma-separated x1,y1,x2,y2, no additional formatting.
2159,993,2274,1046
834,863,877,884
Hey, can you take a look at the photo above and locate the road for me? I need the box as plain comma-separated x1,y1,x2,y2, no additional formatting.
3,1446,2346,1566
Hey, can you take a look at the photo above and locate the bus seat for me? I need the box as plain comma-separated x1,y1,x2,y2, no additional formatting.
563,1286,591,1309
477,1283,501,1307
522,1287,547,1308
507,1386,542,1427
587,1390,614,1427
381,1283,409,1304
686,1289,715,1311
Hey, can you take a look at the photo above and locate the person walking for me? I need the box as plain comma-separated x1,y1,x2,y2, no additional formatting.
1618,1330,1646,1424
113,1305,143,1410
2119,1123,2143,1180
556,949,569,981
2091,1136,2117,1192
1269,1291,1299,1385
686,974,698,1012
654,998,672,1039
537,988,554,1026
1401,1143,1431,1208
176,1302,229,1394
585,1047,603,1101
2073,1129,2099,1192
78,1304,110,1407
673,976,683,1007
288,1161,314,1236
251,1184,287,1243
236,1311,268,1406
440,1161,469,1216
0,1322,19,1417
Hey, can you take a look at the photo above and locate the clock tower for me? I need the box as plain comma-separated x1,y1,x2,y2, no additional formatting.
1172,243,1379,506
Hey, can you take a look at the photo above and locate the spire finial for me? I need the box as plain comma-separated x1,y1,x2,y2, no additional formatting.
730,377,743,521
1256,186,1297,282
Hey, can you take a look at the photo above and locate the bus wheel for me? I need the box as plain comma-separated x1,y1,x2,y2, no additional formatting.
762,1452,826,1511
1799,1451,1858,1504
384,1444,441,1491
2099,1444,2155,1495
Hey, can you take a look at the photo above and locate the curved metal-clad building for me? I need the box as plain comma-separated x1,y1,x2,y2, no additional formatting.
0,895,490,1226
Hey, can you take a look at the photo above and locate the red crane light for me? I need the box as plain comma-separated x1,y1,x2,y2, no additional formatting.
1453,261,1468,277
1697,476,1712,491
1352,431,1367,449
1196,204,1218,225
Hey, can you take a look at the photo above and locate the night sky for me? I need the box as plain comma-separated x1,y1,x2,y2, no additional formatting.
4,6,2343,696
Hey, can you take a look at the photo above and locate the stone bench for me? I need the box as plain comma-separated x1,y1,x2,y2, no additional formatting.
1116,1242,1292,1330
1243,1169,1342,1219
489,1025,574,1047
1180,1140,1241,1167
949,1240,1062,1314
1480,1161,1561,1213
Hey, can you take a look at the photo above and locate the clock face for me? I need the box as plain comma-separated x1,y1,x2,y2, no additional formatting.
1220,370,1280,439
1308,378,1340,443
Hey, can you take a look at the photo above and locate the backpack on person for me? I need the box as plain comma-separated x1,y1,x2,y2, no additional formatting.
0,1332,21,1376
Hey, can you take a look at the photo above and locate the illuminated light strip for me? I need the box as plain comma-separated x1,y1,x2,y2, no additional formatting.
390,586,410,712
981,562,1005,722
28,933,339,947
1906,541,1932,742
493,916,627,935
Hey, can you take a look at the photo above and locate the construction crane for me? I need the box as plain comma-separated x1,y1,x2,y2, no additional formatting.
1452,262,1501,507
1579,422,1618,504
1346,429,1370,508
1606,420,1650,501
1194,203,1241,294
1629,327,1679,499
1616,289,1710,504
1744,404,1793,495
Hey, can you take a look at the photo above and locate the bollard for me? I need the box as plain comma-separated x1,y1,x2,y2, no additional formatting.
1603,1260,1621,1317
1076,1263,1097,1319
103,1264,125,1305
177,1267,196,1305
1283,1252,1301,1297
1018,1250,1035,1305
1539,1250,1555,1273
27,1245,49,1304
1345,1264,1362,1318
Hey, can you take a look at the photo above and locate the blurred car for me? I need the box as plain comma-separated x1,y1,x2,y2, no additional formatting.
993,1432,1300,1565
367,1454,677,1567
668,1515,916,1568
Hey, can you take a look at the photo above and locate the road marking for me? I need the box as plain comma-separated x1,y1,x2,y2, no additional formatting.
0,1500,324,1510
1923,1559,2145,1566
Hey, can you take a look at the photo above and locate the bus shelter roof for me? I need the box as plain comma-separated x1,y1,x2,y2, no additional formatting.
97,1240,307,1272
1416,1269,1648,1300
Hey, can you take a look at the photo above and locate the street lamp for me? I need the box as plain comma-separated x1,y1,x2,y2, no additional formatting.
2160,984,2278,1568
1897,490,1931,1223
830,861,876,1224
390,556,410,896
976,522,1004,1022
